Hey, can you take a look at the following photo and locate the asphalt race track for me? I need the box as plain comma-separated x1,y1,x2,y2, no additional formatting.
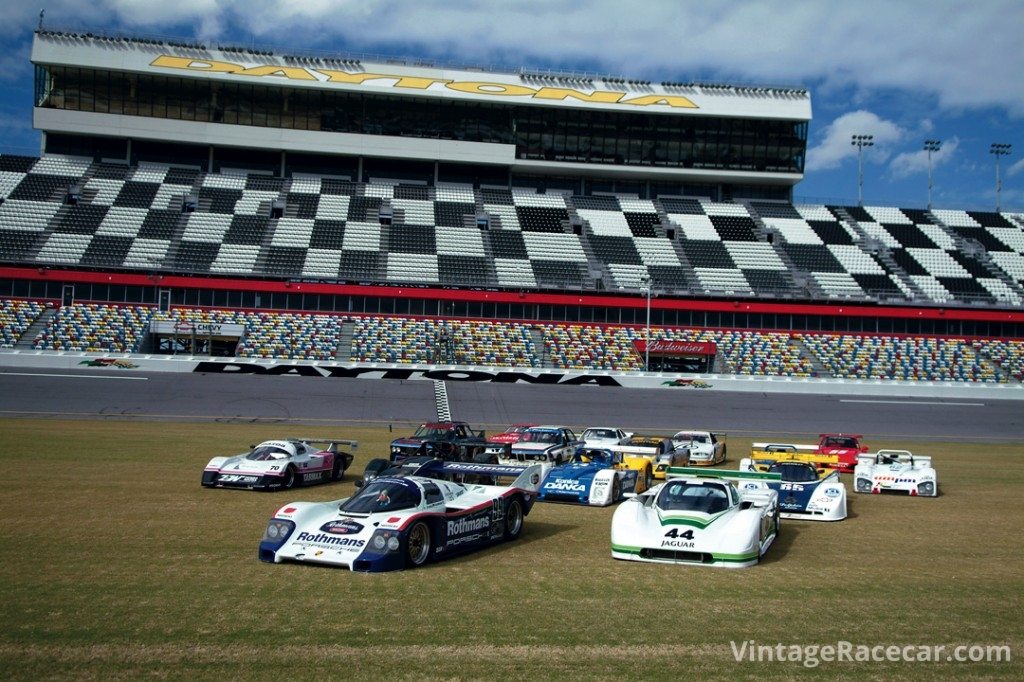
0,368,1021,442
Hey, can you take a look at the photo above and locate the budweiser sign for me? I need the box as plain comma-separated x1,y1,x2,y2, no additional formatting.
632,340,718,356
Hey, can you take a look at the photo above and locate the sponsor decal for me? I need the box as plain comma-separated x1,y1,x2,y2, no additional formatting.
634,340,718,355
824,487,842,497
662,378,712,388
218,474,259,483
543,479,587,493
193,362,622,386
294,532,366,548
79,358,138,369
446,511,491,547
151,56,699,110
320,520,364,535
301,472,325,482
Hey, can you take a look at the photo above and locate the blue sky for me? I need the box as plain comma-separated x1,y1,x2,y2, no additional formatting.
1,1,1022,211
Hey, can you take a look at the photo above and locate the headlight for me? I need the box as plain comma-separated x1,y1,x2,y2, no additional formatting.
370,530,401,553
856,478,871,492
262,520,294,543
918,481,935,495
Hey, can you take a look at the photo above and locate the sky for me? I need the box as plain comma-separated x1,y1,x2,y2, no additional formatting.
1,0,1022,212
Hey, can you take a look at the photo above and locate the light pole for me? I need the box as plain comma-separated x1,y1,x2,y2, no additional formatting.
924,139,941,210
640,275,651,372
851,134,874,206
990,143,1012,212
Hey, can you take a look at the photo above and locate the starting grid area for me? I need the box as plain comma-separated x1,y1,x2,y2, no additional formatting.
1,350,1022,400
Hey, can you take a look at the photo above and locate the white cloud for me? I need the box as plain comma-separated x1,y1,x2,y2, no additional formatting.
890,137,959,179
1008,157,1024,178
805,110,904,172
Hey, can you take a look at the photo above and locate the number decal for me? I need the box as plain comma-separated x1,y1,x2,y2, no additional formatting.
664,528,695,540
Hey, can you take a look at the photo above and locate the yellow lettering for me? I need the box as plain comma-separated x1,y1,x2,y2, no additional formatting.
314,70,398,84
533,87,625,104
446,81,537,97
151,55,243,73
620,95,698,108
236,65,317,81
393,76,452,89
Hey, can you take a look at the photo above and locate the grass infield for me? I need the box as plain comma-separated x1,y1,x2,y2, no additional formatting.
0,419,1021,680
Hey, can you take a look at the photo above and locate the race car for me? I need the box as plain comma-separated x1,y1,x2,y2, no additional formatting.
671,430,727,466
853,450,938,497
743,444,839,478
500,426,583,477
258,462,541,571
611,467,780,568
487,423,538,446
389,421,489,462
736,459,846,521
751,433,867,474
537,448,651,506
202,438,357,490
610,435,690,479
580,426,632,449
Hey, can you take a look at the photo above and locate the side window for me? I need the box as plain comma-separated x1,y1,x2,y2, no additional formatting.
423,482,444,506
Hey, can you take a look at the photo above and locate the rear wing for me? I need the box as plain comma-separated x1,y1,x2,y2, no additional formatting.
667,466,782,483
296,438,359,452
744,451,839,470
863,449,931,468
751,442,816,454
442,462,542,492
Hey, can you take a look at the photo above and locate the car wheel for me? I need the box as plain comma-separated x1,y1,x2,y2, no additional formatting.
281,466,296,490
644,466,653,491
611,476,622,502
331,455,344,481
406,521,432,567
503,497,524,540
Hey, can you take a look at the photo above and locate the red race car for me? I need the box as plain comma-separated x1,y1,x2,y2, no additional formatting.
816,433,869,473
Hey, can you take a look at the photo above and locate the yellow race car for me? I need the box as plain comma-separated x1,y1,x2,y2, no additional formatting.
610,436,691,480
743,443,839,479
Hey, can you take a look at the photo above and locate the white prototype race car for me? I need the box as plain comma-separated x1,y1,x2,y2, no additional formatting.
202,438,357,490
611,467,780,568
853,450,938,497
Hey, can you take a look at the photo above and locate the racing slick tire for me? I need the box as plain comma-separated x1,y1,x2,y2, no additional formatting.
612,476,622,502
503,497,524,540
406,521,432,567
644,466,653,492
281,465,297,490
330,454,344,481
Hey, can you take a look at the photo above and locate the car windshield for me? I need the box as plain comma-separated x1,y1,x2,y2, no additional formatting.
575,449,613,465
523,430,560,443
769,462,818,483
247,445,291,461
676,433,708,444
584,429,616,440
824,436,857,448
339,479,422,514
657,481,731,514
412,426,449,440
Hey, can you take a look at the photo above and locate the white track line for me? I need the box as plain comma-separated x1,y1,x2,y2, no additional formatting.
840,399,983,407
0,372,149,381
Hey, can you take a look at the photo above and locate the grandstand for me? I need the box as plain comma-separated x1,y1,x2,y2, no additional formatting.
1,29,1023,384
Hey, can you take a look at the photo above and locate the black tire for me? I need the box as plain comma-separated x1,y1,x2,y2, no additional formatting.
503,497,524,540
330,454,343,481
644,466,653,491
611,476,622,502
281,465,296,490
406,521,432,567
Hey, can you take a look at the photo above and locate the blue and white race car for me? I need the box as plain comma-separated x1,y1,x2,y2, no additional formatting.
537,448,650,506
736,459,847,521
259,462,541,571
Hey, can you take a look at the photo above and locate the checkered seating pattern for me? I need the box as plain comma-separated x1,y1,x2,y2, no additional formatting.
799,334,1002,382
0,298,45,347
33,303,154,352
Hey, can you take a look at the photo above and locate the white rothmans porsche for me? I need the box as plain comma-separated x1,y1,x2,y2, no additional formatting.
611,467,780,568
202,438,357,490
853,450,938,497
